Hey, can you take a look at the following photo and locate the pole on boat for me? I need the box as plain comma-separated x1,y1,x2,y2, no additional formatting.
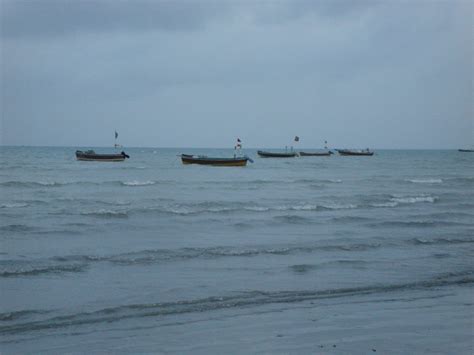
293,135,300,154
234,137,242,158
235,137,253,163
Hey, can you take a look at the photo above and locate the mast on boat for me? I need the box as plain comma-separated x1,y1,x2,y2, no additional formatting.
114,130,122,148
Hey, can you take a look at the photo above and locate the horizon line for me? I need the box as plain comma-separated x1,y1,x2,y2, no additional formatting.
0,144,467,150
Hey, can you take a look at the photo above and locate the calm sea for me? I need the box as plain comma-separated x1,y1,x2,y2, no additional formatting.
0,147,473,353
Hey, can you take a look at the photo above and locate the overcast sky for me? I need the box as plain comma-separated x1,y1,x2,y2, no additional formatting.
1,0,472,148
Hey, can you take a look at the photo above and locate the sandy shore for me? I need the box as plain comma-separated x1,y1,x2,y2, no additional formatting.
4,284,472,354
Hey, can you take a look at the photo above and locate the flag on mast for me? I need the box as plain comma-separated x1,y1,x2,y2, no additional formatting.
115,131,118,139
235,138,242,149
294,136,300,142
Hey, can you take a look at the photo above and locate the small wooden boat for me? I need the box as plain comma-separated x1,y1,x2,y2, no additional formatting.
75,150,130,162
181,154,251,166
299,151,333,156
458,149,474,152
336,149,374,156
257,150,297,158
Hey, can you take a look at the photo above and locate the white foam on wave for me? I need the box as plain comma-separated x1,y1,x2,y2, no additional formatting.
275,203,357,211
148,202,360,215
162,206,193,215
0,180,63,187
122,180,155,186
207,207,233,213
291,204,319,211
37,181,61,186
321,203,357,210
81,209,128,217
244,206,270,212
407,178,443,184
371,202,398,208
390,195,437,204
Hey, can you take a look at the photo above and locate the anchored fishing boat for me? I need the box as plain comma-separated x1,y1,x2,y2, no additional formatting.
336,149,374,156
257,150,298,158
76,131,130,161
76,150,130,162
257,150,297,158
180,154,251,166
181,138,253,166
300,140,333,156
258,136,300,158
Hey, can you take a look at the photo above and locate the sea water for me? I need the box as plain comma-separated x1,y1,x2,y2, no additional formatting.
0,147,473,353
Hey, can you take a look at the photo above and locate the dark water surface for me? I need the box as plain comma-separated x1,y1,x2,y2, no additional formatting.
1,147,473,353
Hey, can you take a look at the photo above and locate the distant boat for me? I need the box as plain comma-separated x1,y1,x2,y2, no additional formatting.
300,140,333,156
257,150,297,158
458,149,474,152
336,149,374,156
180,154,251,166
299,151,333,156
76,150,130,162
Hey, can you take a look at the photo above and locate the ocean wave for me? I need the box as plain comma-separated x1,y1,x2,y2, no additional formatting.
369,220,465,228
243,206,270,212
44,242,383,268
448,177,474,183
370,202,399,208
2,271,471,335
366,195,437,208
294,179,342,184
120,166,147,170
80,209,128,218
275,204,317,211
11,235,472,280
331,216,372,223
201,179,276,186
131,202,358,216
273,215,313,224
290,260,368,273
275,203,357,211
390,195,437,204
0,199,359,217
0,224,35,232
409,237,474,245
321,203,357,210
418,212,474,220
0,180,169,189
6,235,470,281
0,203,29,209
406,178,443,184
0,263,87,278
121,180,156,186
202,178,343,186
0,310,50,322
0,181,64,188
289,264,319,273
232,222,254,229
99,200,132,206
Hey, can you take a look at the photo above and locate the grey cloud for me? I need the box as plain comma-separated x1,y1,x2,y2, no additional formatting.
1,0,232,38
1,0,471,148
1,0,379,39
